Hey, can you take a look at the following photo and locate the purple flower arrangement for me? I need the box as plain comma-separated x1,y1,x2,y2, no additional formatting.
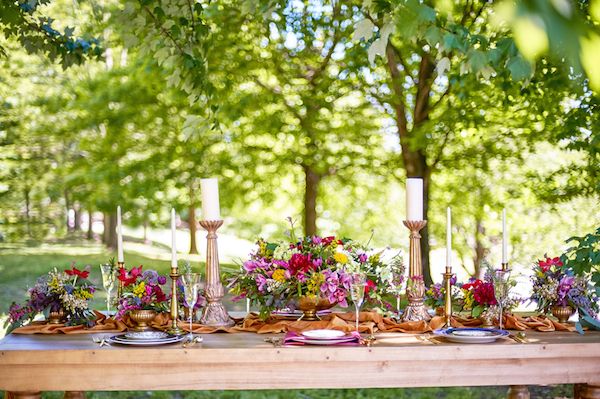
5,265,97,333
531,255,598,317
115,266,170,320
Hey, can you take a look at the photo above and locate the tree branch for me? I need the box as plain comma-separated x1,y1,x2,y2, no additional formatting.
467,1,488,29
430,85,451,112
431,129,451,169
388,42,416,86
143,6,186,55
385,42,409,135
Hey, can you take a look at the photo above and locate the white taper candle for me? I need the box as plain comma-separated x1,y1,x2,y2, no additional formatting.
171,208,177,268
502,208,508,264
446,207,452,266
117,206,124,263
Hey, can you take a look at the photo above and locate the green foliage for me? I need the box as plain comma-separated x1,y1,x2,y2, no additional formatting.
562,226,600,289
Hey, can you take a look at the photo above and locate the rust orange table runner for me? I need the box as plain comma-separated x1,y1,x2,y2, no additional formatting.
12,310,575,335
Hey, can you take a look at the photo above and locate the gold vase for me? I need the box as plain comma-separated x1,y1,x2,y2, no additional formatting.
297,295,334,321
435,306,444,317
47,307,66,324
551,305,574,323
129,309,157,331
479,312,494,328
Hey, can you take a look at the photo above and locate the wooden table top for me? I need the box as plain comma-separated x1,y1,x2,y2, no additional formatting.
1,329,600,391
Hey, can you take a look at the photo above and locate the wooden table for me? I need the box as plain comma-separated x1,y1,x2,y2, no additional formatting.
1,330,600,398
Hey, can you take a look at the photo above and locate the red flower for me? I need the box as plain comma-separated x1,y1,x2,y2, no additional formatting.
321,236,337,246
288,253,314,276
537,255,563,272
365,279,377,295
65,266,90,279
118,265,143,287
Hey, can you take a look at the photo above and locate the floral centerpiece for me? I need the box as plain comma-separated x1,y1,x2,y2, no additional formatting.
460,277,497,319
115,266,169,321
228,230,403,319
425,275,457,315
530,255,598,321
5,265,96,333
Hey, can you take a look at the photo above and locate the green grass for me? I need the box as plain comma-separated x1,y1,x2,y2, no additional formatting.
0,240,574,399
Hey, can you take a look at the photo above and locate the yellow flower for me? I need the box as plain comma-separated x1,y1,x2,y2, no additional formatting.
133,281,146,298
48,276,60,290
75,289,93,300
333,252,348,264
306,272,325,295
272,269,287,283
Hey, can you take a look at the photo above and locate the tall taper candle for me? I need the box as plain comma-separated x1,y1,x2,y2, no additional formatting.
446,207,452,266
200,178,221,221
117,206,124,263
502,208,508,264
406,178,424,221
171,208,177,268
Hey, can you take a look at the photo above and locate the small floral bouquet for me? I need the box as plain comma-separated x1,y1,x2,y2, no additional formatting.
5,265,96,333
460,278,497,318
115,266,169,320
228,226,403,319
425,276,457,311
530,255,598,317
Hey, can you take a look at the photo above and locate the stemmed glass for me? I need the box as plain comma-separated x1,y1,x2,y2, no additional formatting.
181,273,200,342
493,269,511,330
390,269,404,318
99,264,115,316
350,273,367,333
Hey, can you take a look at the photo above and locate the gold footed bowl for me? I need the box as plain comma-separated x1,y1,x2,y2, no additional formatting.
129,309,158,331
551,305,574,323
47,307,66,324
297,296,335,321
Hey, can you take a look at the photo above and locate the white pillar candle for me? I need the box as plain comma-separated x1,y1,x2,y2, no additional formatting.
171,208,177,269
116,206,124,263
200,178,221,220
502,208,508,264
406,178,424,221
446,207,452,266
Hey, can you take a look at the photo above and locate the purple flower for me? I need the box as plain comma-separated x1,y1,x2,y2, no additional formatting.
359,253,368,263
312,236,322,245
255,274,268,293
157,275,167,285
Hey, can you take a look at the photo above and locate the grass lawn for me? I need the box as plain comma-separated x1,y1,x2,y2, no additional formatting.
0,240,574,399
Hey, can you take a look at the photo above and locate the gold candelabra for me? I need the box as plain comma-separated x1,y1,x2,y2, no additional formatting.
166,263,184,336
199,220,234,327
401,220,431,322
442,265,454,328
117,261,125,299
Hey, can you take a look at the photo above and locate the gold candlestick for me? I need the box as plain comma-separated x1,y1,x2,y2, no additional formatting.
443,265,454,328
199,220,234,327
117,261,125,299
401,220,431,322
166,264,184,336
501,262,509,272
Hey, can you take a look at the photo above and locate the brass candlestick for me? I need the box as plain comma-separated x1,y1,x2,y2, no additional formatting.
443,266,454,328
501,262,509,272
199,220,234,327
117,261,125,299
166,264,184,336
401,220,431,322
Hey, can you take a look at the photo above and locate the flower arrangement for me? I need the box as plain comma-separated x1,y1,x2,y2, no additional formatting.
460,277,497,318
5,265,96,332
228,230,403,319
115,266,169,319
425,276,457,310
530,255,598,317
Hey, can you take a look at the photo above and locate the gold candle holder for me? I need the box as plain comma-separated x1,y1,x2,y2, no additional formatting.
117,261,125,299
199,220,234,327
166,264,184,336
401,220,431,322
501,262,509,272
443,266,454,328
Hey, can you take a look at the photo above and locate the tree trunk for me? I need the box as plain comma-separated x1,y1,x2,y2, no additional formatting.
189,205,198,255
74,204,82,231
103,212,117,249
473,218,487,279
87,209,93,240
24,188,31,237
303,165,321,237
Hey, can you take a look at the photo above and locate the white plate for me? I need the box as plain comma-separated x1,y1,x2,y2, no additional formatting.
302,329,346,340
124,331,169,340
108,334,186,346
288,336,357,345
433,328,509,344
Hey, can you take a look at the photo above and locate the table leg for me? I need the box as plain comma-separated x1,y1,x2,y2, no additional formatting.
507,385,530,399
575,384,600,399
6,393,41,399
64,392,86,399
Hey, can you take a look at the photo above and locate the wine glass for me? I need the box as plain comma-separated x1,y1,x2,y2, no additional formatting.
181,273,200,342
99,264,115,316
493,269,511,330
350,273,367,333
390,268,404,318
